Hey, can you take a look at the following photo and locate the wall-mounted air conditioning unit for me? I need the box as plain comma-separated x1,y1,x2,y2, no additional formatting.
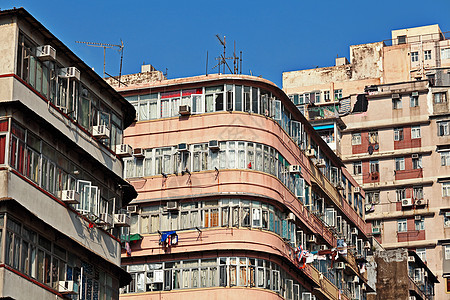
127,205,138,214
353,187,361,193
58,280,79,294
287,212,296,221
177,143,188,152
97,213,113,226
412,153,419,159
306,234,316,243
305,149,316,158
289,165,301,173
115,144,133,157
208,140,220,151
166,201,179,211
351,228,358,235
415,215,422,221
409,296,416,300
59,67,81,81
365,204,372,211
335,262,345,269
315,158,326,168
335,181,345,190
92,125,110,139
36,45,56,61
179,105,191,115
411,92,419,97
408,256,415,263
133,148,145,158
59,190,80,205
114,213,131,227
415,199,424,206
392,93,400,99
372,227,381,235
402,198,413,207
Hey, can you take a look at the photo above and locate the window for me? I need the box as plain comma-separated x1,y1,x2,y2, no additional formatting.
334,89,342,100
412,155,422,169
395,157,405,171
410,94,419,107
434,92,447,103
443,182,450,197
396,188,406,202
394,128,404,141
353,162,362,175
441,48,450,60
438,121,450,136
392,98,402,109
398,35,406,44
369,160,379,173
441,151,450,166
398,219,407,232
323,91,330,102
411,51,419,62
352,133,361,145
424,50,431,60
415,218,425,231
416,248,426,262
413,186,423,200
411,126,421,139
369,131,378,144
366,191,380,205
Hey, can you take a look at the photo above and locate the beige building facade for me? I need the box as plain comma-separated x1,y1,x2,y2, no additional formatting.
283,25,450,300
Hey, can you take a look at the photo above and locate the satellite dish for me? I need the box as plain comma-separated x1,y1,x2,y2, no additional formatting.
368,145,374,155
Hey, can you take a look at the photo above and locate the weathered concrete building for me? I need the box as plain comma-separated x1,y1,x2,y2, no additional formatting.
0,8,136,299
283,25,450,299
108,70,374,300
368,249,438,300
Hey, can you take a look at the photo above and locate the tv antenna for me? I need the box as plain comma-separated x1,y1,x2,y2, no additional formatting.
212,35,242,75
75,40,124,82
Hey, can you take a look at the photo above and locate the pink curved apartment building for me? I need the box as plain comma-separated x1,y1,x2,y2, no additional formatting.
110,71,373,300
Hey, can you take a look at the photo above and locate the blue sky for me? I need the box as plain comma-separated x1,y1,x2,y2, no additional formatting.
3,0,450,87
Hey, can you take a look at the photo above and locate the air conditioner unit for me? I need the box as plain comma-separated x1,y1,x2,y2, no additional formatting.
353,187,361,193
415,199,424,206
415,215,422,221
114,214,131,227
445,212,450,218
179,105,191,116
115,144,133,157
177,143,188,152
412,154,419,159
305,148,316,158
58,280,79,294
289,165,301,173
315,158,326,168
351,228,358,235
365,204,372,211
335,262,345,269
392,93,400,99
306,234,316,243
92,125,110,139
127,205,138,214
409,296,416,300
133,148,145,158
402,198,413,207
59,190,80,205
408,256,415,263
320,245,327,250
302,292,313,300
208,140,220,151
287,212,296,221
59,67,81,81
36,45,56,60
166,201,179,211
364,241,371,248
97,213,113,226
372,226,381,234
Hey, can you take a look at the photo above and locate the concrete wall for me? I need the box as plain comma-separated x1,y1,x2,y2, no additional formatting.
0,16,17,75
373,249,409,300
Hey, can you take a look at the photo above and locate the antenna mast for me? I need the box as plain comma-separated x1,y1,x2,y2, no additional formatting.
75,40,124,80
212,35,241,75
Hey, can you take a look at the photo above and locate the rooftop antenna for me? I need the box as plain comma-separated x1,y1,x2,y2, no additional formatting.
216,34,226,74
75,40,124,81
212,35,239,75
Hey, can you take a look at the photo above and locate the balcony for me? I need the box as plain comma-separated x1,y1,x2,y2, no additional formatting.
394,168,423,181
397,230,425,243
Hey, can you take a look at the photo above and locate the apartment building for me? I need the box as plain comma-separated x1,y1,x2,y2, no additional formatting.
0,8,136,299
107,68,374,300
283,24,450,299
